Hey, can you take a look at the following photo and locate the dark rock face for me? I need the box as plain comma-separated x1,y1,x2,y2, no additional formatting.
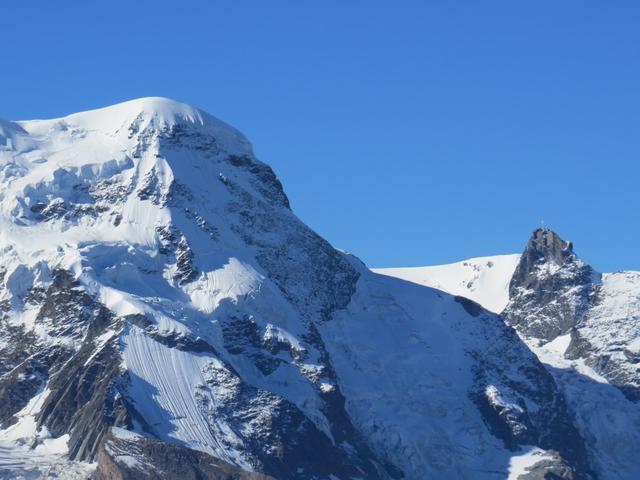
515,228,576,271
36,332,130,461
0,269,115,430
0,322,44,428
253,229,360,322
503,228,599,341
95,429,274,480
565,324,640,402
36,269,114,340
226,154,290,210
0,267,139,464
0,269,128,461
218,166,360,323
156,225,199,285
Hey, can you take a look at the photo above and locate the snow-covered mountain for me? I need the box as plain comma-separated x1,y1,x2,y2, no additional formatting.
379,228,640,479
0,98,596,479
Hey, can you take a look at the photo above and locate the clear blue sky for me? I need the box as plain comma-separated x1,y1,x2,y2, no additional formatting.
2,1,639,272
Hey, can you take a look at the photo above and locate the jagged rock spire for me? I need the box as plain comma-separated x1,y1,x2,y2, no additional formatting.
525,227,574,262
510,228,582,290
503,228,598,341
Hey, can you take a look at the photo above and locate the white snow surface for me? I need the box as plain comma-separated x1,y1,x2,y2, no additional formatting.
374,254,520,313
0,388,96,479
507,447,554,480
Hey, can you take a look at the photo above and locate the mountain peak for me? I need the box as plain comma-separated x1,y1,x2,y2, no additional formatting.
504,227,597,340
16,97,250,154
525,227,574,265
65,96,207,128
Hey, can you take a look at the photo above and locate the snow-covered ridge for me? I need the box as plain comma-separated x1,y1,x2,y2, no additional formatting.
6,97,252,168
17,97,247,144
373,254,521,313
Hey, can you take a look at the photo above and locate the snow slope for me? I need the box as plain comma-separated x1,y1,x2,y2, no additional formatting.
0,388,95,479
373,254,520,313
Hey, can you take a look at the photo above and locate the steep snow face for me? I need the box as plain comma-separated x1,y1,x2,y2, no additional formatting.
373,254,520,313
0,99,592,479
